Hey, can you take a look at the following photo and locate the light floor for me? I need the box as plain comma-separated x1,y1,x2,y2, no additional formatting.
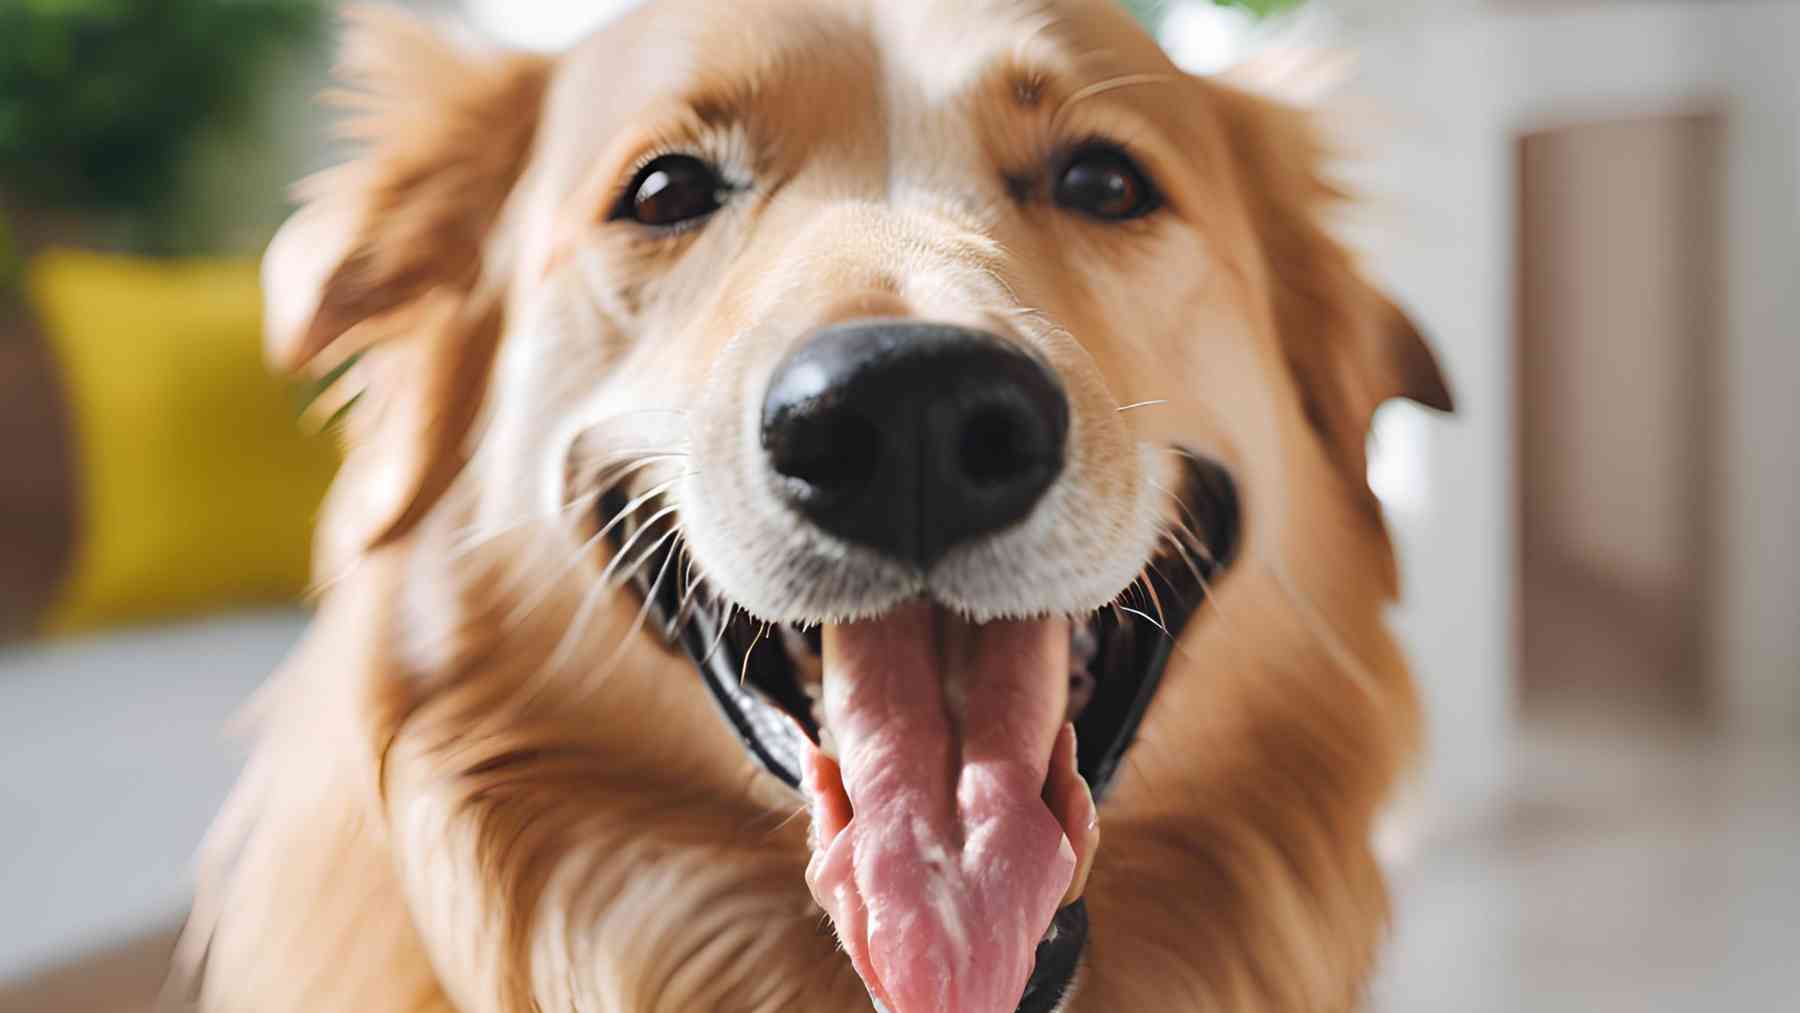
5,692,1794,1011
1376,709,1799,1012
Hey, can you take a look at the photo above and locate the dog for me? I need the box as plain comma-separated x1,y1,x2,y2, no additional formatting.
176,2,1453,1011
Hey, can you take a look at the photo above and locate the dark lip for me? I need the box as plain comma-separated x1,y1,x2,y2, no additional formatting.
595,449,1240,1011
1019,900,1089,1013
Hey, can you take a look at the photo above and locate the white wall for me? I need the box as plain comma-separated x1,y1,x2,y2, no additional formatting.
1306,5,1520,817
1334,0,1800,815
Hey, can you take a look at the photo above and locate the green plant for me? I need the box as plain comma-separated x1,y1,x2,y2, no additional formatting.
0,0,324,244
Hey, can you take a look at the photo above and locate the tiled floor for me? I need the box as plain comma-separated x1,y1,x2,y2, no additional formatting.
1376,710,1800,1012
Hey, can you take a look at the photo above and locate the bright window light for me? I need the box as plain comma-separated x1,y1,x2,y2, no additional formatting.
464,0,643,51
1159,2,1258,75
1368,403,1432,519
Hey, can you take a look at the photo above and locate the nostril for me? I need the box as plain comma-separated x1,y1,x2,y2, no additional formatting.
768,411,883,495
959,405,1037,487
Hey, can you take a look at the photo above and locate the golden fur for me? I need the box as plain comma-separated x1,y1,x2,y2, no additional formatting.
178,3,1452,1010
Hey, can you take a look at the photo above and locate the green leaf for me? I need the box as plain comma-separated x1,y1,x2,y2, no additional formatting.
1215,0,1306,15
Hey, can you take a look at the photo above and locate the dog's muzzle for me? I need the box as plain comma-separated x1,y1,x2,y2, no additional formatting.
588,317,1242,1013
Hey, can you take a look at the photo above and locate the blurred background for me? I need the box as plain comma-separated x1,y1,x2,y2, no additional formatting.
0,1,1794,1010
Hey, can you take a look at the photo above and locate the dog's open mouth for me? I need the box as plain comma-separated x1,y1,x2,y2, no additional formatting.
594,452,1238,1013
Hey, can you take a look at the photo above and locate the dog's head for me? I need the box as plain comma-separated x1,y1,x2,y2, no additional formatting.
267,3,1450,1010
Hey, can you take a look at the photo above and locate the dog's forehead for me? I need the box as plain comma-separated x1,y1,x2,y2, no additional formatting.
541,0,1159,156
871,0,1078,102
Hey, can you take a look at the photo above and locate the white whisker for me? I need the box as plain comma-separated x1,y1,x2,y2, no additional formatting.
502,475,685,629
1053,72,1180,131
541,525,679,682
1116,399,1169,414
1116,606,1169,638
740,622,771,687
671,570,707,633
581,532,686,691
595,504,681,586
1160,498,1242,639
1265,556,1386,703
535,568,622,695
1139,572,1170,631
699,600,736,669
585,450,689,489
1161,530,1211,600
1150,478,1218,563
766,803,812,837
448,497,587,560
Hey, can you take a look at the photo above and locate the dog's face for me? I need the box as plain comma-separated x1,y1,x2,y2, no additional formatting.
264,2,1451,1011
491,0,1229,619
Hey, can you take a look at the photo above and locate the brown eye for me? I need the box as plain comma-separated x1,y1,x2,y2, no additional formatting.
612,155,726,227
1054,145,1159,221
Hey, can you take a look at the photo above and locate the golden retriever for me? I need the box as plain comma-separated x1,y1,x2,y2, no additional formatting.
176,2,1453,1011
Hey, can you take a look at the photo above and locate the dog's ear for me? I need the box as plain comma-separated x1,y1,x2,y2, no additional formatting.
1325,290,1457,447
1370,296,1456,416
262,9,550,549
1206,81,1454,508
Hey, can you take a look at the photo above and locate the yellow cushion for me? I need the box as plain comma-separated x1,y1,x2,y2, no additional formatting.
27,251,339,634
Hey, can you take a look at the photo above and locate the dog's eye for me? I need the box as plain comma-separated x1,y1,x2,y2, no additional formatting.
1054,145,1159,221
612,155,726,227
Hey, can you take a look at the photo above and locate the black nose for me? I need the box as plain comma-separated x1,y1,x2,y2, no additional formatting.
761,320,1069,568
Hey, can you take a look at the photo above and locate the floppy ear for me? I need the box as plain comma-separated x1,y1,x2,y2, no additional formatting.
1205,81,1454,508
263,8,550,547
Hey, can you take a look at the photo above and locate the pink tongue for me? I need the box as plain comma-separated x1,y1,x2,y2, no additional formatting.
803,604,1075,1013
